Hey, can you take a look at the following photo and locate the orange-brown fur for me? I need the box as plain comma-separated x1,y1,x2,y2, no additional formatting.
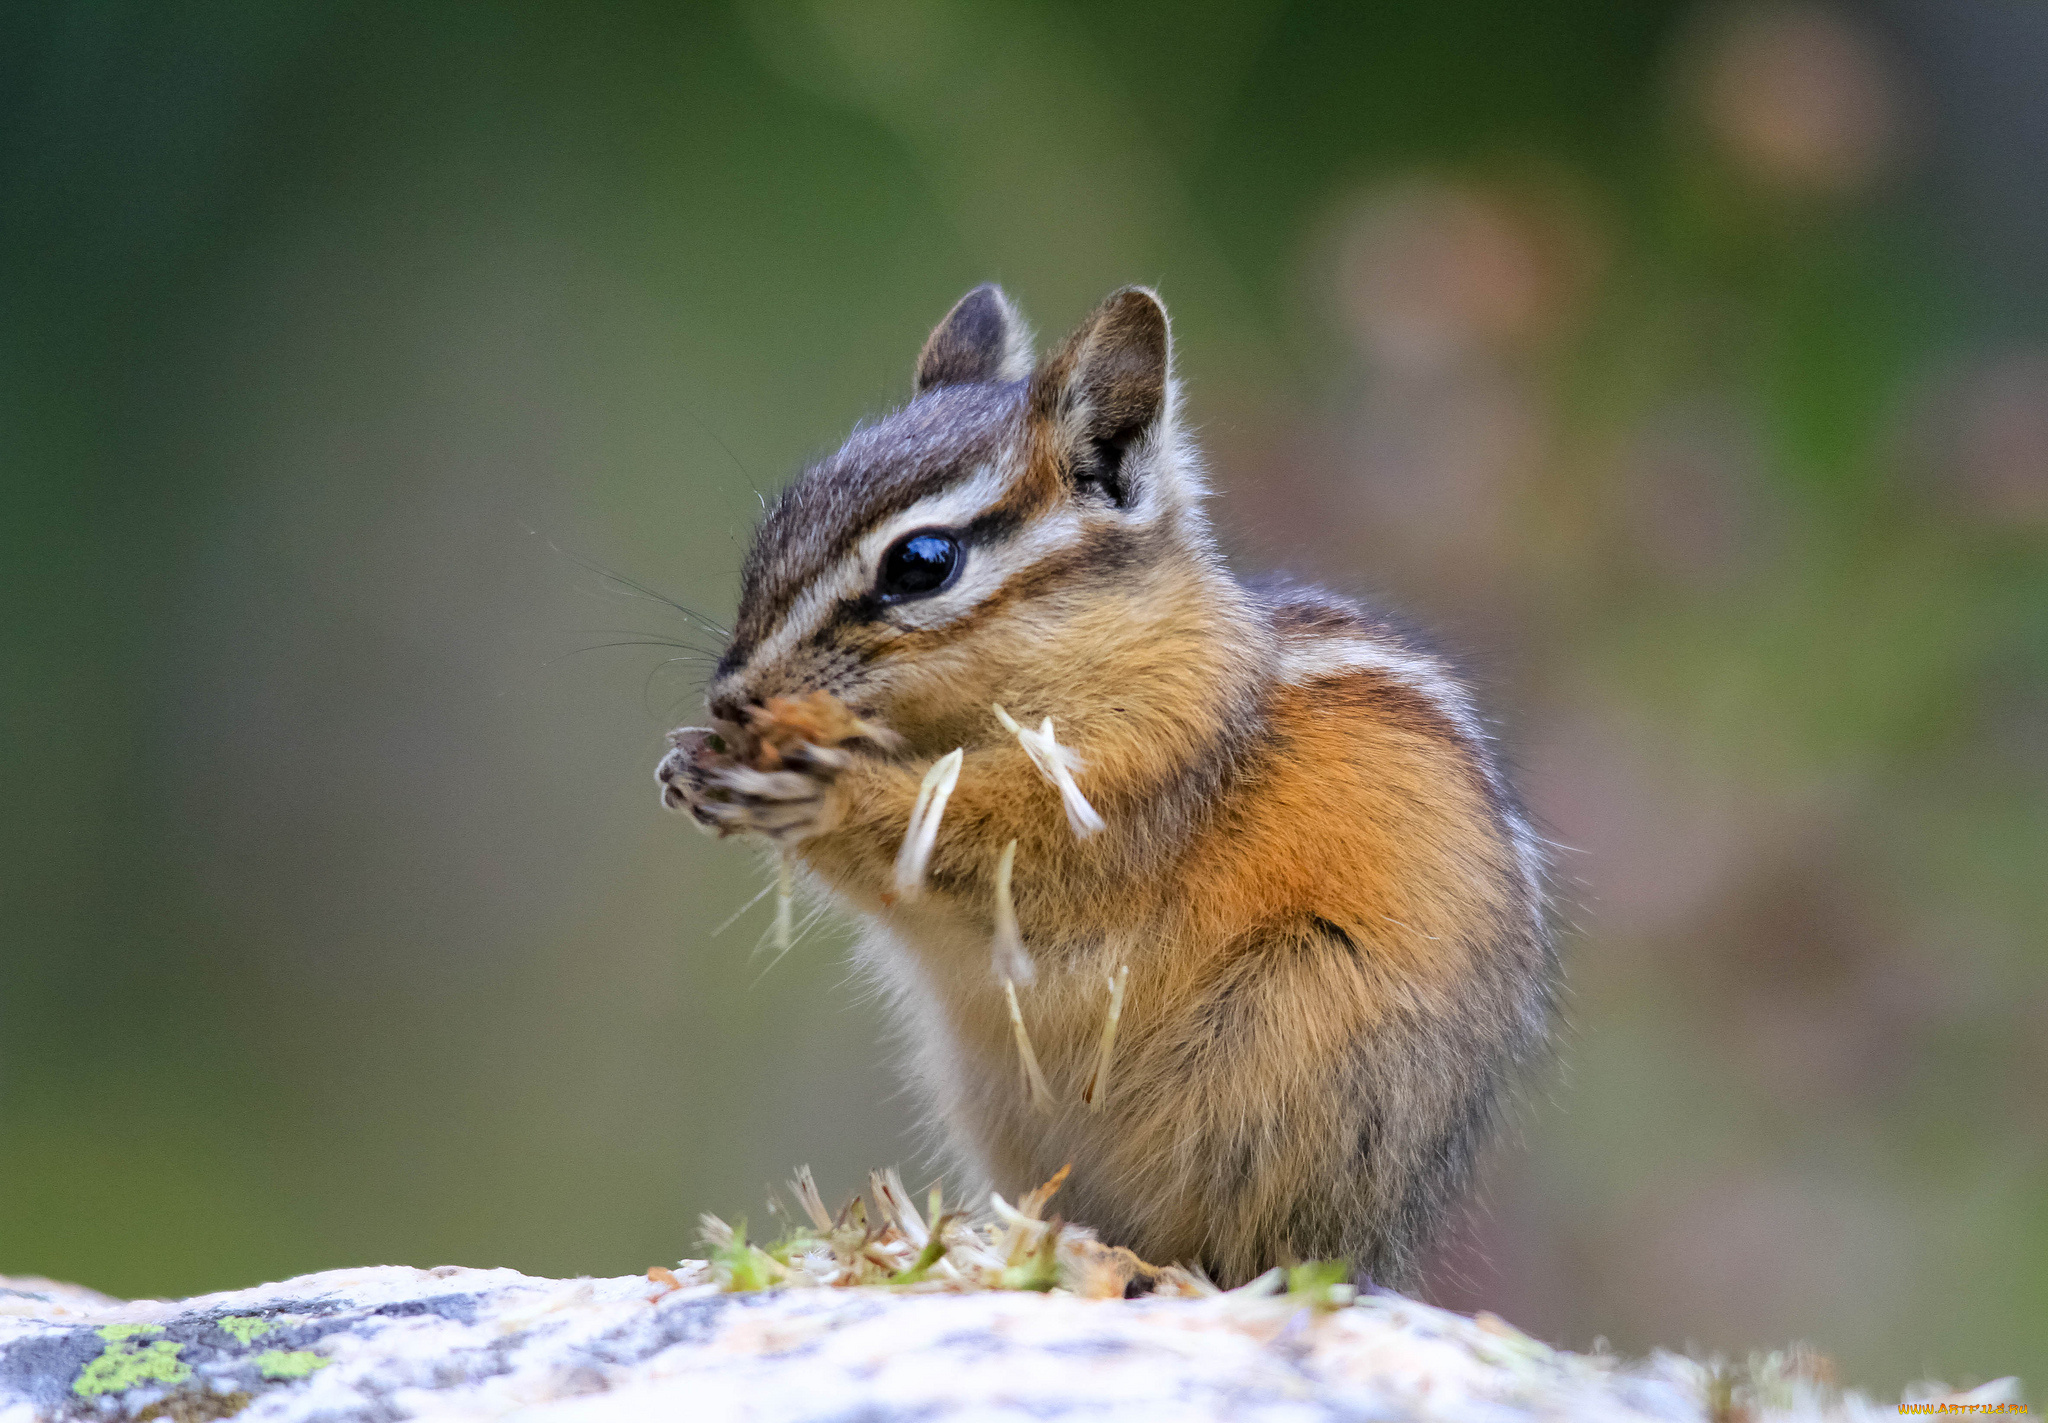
786,600,1525,1284
660,284,1552,1287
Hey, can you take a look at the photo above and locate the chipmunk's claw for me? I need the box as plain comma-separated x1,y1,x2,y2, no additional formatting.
655,729,720,827
656,728,845,843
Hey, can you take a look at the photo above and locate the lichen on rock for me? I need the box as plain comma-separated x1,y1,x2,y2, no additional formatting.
0,1261,2023,1423
71,1328,190,1398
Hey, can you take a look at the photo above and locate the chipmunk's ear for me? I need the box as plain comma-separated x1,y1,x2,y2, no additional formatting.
915,284,1034,393
1028,287,1173,511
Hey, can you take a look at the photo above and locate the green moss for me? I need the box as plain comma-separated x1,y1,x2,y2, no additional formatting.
708,1221,786,1292
253,1350,329,1380
1285,1259,1353,1312
216,1317,272,1346
886,1232,950,1286
997,1227,1060,1293
73,1328,192,1397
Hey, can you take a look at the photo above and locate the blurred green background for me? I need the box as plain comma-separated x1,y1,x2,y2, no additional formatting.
4,0,2044,1396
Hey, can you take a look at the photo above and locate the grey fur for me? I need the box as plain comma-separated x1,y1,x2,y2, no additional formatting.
717,382,1026,683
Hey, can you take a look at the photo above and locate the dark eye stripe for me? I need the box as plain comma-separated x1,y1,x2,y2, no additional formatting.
807,501,1040,639
863,504,1026,610
959,505,1024,544
850,521,1166,658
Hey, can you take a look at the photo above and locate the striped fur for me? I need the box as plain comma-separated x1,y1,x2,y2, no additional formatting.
663,286,1555,1287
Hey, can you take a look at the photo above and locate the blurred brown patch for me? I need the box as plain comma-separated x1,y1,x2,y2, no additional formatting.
1689,3,1905,196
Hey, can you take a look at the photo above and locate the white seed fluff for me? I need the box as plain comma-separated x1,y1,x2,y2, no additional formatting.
991,704,1105,840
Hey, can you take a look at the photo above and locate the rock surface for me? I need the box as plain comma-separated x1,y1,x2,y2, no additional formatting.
0,1267,2019,1422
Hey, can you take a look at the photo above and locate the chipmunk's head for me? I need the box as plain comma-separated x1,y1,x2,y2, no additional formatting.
707,284,1216,747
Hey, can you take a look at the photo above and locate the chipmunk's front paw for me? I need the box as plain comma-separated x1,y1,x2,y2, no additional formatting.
655,728,723,829
656,727,849,844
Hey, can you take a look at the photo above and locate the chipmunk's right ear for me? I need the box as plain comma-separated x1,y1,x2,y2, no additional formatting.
1026,287,1172,512
915,284,1034,393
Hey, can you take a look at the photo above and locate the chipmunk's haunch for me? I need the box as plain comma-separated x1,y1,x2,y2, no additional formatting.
657,284,1554,1288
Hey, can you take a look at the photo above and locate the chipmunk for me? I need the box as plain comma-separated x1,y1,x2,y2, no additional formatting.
656,284,1555,1289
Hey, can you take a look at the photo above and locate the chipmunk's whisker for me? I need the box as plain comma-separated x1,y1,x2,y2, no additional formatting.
1083,963,1130,1110
992,704,1105,839
1003,977,1055,1113
752,900,832,985
712,876,780,938
990,839,1035,986
893,748,964,898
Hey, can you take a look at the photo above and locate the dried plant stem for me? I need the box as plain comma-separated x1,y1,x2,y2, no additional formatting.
1082,963,1130,1109
773,851,795,957
869,1167,930,1248
893,748,965,899
990,839,1035,985
1018,1163,1069,1220
1003,977,1055,1112
790,1165,834,1233
701,1161,1228,1298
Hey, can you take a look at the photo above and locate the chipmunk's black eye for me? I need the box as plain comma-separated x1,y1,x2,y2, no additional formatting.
877,528,962,601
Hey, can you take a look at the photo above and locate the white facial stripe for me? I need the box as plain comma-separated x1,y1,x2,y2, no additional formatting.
742,561,867,676
885,505,1083,633
861,464,1011,565
736,463,1026,673
736,435,1194,683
